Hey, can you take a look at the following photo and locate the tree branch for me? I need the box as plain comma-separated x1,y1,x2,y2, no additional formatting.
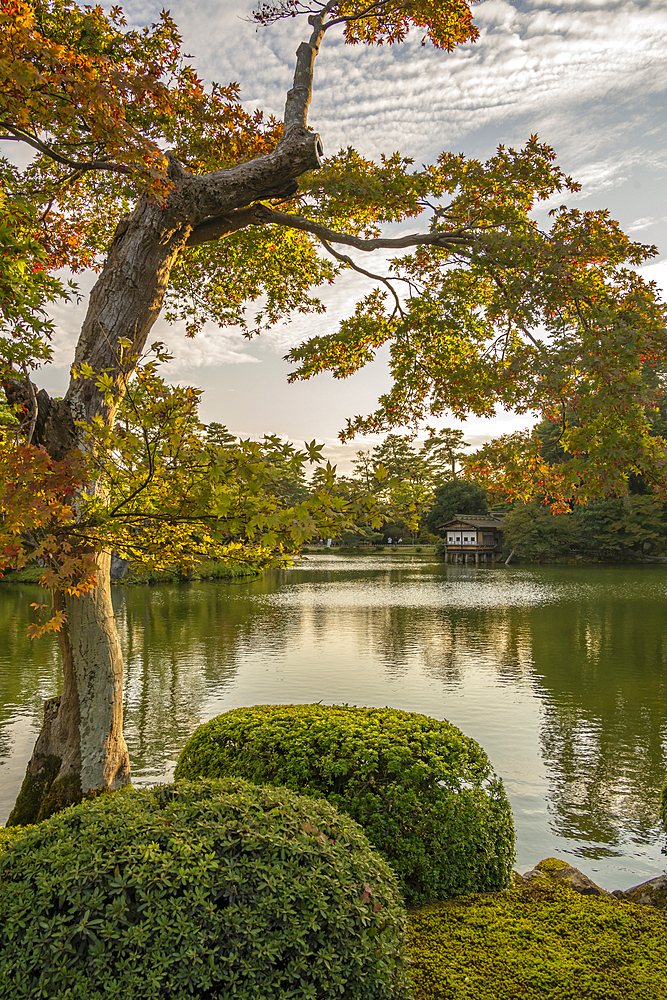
3,375,52,446
186,198,475,263
283,1,337,133
318,237,405,317
180,130,322,223
251,204,471,251
0,123,132,176
22,366,39,446
186,193,299,247
324,0,404,30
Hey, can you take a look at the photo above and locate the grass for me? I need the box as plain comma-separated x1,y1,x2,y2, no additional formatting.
407,880,667,1000
0,564,44,583
0,560,260,586
126,561,260,584
300,544,438,555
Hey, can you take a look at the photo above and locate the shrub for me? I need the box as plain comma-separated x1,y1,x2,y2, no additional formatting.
0,778,410,1000
175,705,515,904
661,773,667,834
0,825,28,854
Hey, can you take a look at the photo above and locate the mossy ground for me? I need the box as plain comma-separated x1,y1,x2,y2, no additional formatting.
407,882,667,1000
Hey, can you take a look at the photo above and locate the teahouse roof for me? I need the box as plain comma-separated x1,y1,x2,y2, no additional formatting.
438,514,505,530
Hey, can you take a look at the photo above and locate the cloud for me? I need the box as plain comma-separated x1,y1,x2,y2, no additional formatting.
628,215,667,233
37,269,262,391
149,321,261,370
638,256,667,293
304,405,537,476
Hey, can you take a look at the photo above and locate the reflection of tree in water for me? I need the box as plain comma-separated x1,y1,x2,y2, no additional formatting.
115,574,299,781
0,585,61,738
530,599,667,856
4,564,667,857
407,576,667,855
0,585,62,820
419,607,534,687
279,564,426,676
351,602,415,676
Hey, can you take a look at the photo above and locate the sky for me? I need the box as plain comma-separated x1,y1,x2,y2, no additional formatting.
23,0,667,470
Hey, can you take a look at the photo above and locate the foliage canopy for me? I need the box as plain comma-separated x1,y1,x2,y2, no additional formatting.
2,0,666,812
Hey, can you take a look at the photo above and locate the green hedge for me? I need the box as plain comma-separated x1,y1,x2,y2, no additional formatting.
0,778,410,1000
175,704,515,904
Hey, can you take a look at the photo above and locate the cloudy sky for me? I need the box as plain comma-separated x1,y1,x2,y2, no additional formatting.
35,0,667,467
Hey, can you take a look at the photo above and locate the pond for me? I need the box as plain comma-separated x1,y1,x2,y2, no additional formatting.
1,554,666,890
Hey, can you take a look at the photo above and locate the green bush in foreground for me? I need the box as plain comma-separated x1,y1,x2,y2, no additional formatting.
0,825,29,855
175,704,515,904
0,779,410,1000
407,882,667,1000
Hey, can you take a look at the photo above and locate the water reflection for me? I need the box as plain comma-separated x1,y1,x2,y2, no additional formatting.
0,558,666,889
529,592,667,857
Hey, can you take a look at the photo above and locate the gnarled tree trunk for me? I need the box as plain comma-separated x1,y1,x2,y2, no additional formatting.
8,34,325,821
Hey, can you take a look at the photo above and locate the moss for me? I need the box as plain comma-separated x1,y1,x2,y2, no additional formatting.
6,757,85,827
407,882,667,999
6,754,62,826
623,879,667,910
536,857,571,875
36,771,83,821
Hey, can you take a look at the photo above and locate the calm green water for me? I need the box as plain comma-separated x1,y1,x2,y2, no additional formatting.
1,555,666,890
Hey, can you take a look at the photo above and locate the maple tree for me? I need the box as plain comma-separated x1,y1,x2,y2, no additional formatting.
1,0,665,821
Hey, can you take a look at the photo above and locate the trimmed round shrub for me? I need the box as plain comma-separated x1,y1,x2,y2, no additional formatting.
175,704,515,904
0,778,410,1000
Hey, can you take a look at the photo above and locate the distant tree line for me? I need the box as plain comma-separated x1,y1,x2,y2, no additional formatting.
243,402,667,560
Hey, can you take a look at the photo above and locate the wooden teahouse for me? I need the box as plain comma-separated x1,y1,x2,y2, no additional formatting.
438,514,504,564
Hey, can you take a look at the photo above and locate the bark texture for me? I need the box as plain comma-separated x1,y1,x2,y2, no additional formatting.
8,553,129,824
10,40,327,823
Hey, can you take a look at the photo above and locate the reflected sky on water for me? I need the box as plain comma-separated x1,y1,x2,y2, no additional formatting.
1,555,666,890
